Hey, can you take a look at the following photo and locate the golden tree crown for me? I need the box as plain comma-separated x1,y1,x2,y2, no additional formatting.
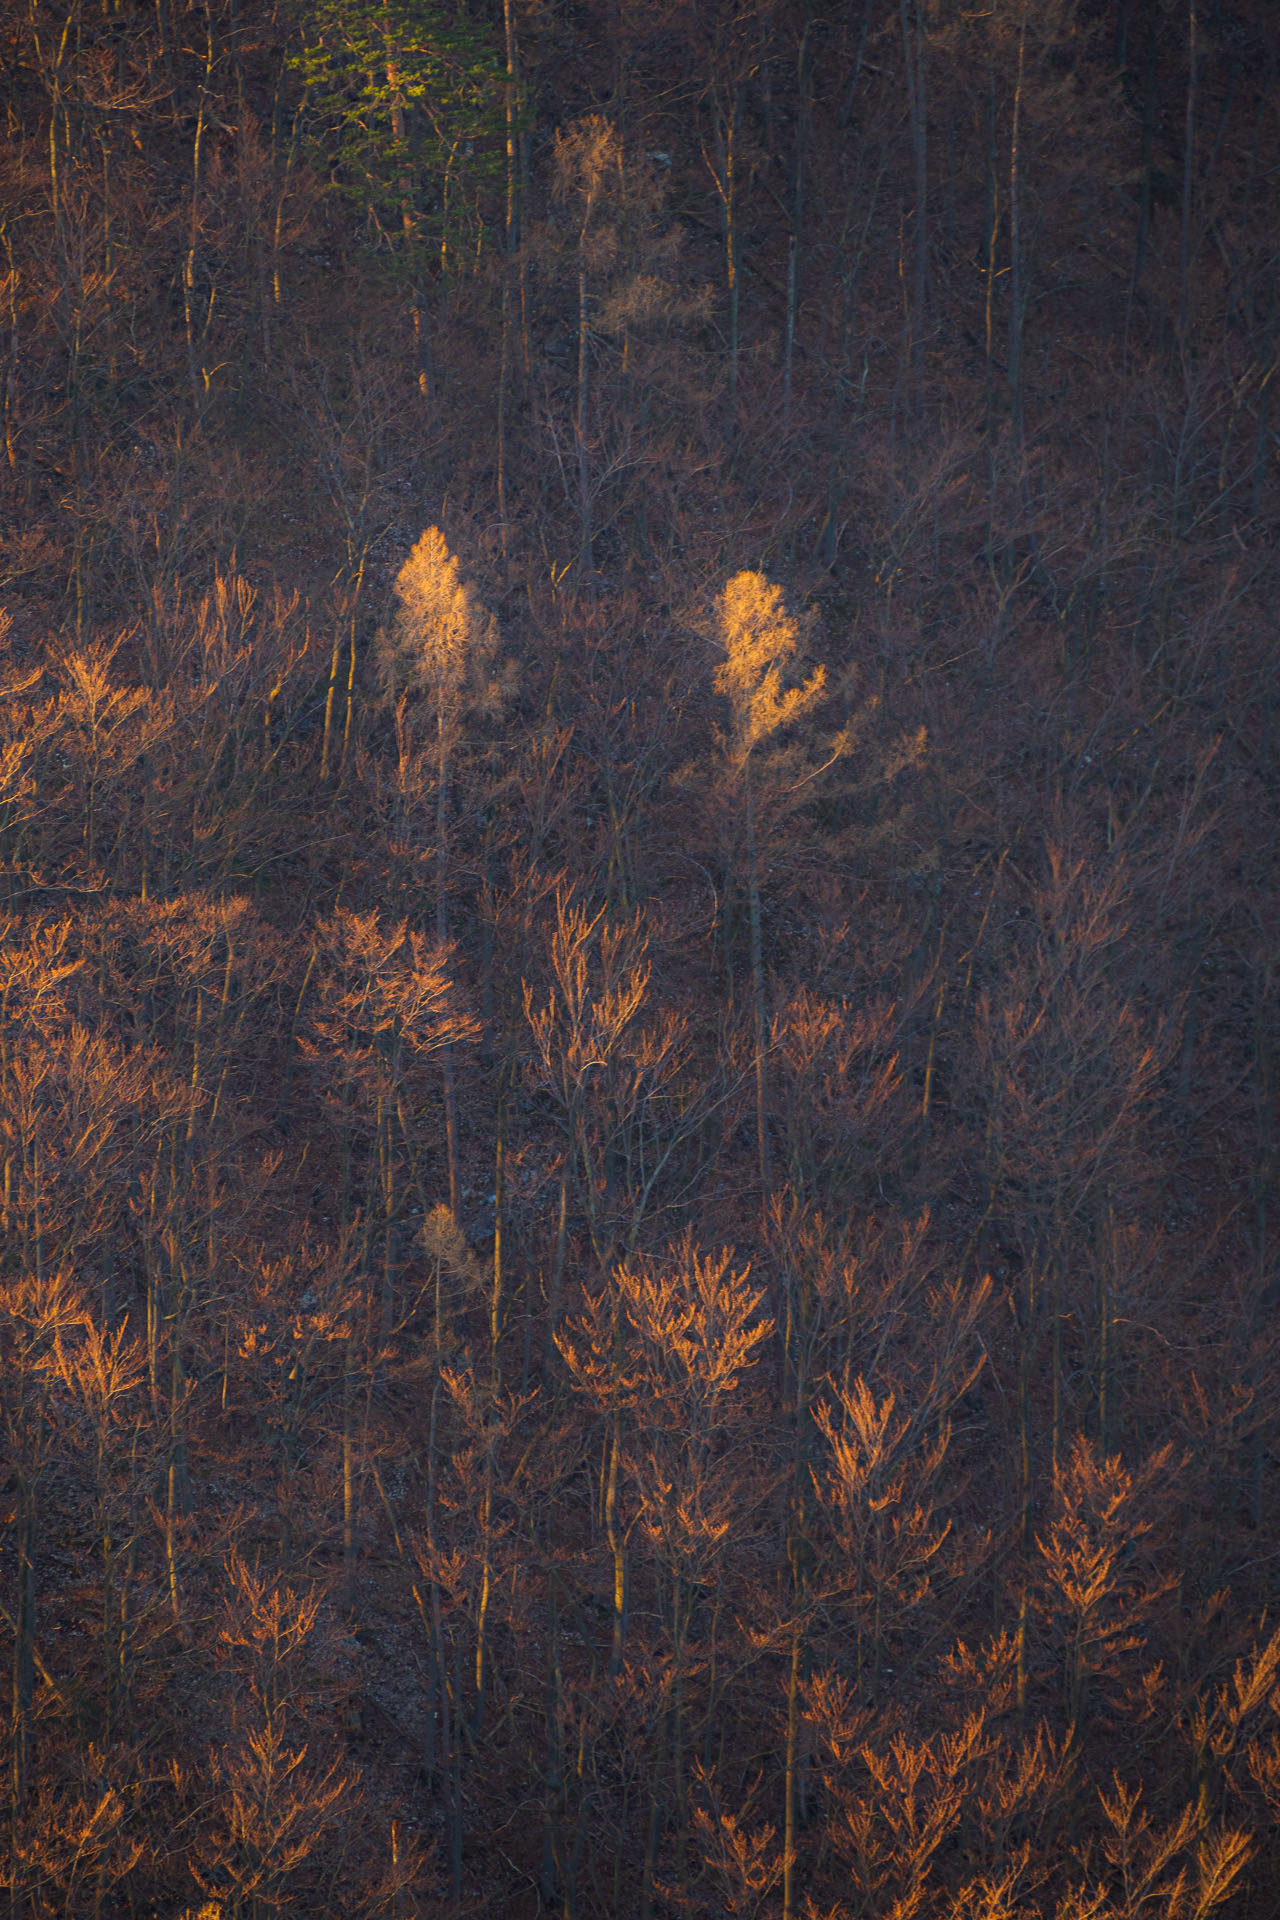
379,526,498,712
713,569,826,764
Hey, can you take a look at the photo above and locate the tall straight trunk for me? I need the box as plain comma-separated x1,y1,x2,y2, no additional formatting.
378,1093,397,1349
342,1333,358,1598
1007,1,1029,456
502,0,521,260
438,1040,459,1215
1129,0,1159,323
182,11,214,413
576,264,593,584
1097,1241,1112,1454
497,274,512,563
166,1276,191,1629
436,708,460,1213
2,226,19,484
449,1639,465,1898
319,627,343,781
10,1489,34,1812
983,66,1000,447
1018,1272,1035,1555
385,21,431,402
322,554,365,782
417,1378,460,1896
640,1703,667,1920
782,1622,802,1920
269,100,304,324
745,779,771,1205
408,279,432,405
1050,1267,1063,1479
1179,0,1198,341
490,1094,505,1383
541,1562,566,1906
548,1169,568,1343
474,1443,494,1726
1242,957,1275,1527
497,0,520,560
783,25,811,417
340,599,359,778
101,1517,135,1745
223,0,244,127
164,1449,183,1627
669,1573,689,1889
783,1311,813,1920
154,0,179,117
899,0,928,401
605,1409,625,1675
721,89,741,397
415,1380,443,1785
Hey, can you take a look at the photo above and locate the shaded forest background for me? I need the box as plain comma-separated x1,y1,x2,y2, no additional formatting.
1,0,1278,1912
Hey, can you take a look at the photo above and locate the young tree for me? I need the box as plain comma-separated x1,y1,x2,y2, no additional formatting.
712,569,829,1206
379,528,505,850
551,116,622,585
379,527,506,1207
1033,1437,1177,1749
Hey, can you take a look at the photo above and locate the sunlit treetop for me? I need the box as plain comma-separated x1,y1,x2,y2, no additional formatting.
713,569,827,768
378,526,512,727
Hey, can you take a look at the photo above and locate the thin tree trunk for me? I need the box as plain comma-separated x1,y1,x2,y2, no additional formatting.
182,11,214,414
782,1622,802,1920
497,0,520,559
745,779,771,1205
1128,0,1159,333
1180,0,1198,341
576,263,593,584
320,626,343,780
983,67,1000,446
605,1409,625,1675
10,1489,34,1813
1007,0,1028,456
342,1333,358,1599
899,0,928,402
783,28,811,417
436,711,460,1213
491,1094,505,1383
541,1562,565,1906
723,88,740,397
339,603,359,778
474,1442,493,1726
497,275,512,563
549,1168,568,1343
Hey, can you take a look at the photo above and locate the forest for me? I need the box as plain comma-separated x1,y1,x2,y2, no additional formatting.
0,0,1278,1913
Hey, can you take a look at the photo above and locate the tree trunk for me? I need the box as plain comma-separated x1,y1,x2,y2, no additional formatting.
576,263,593,584
1007,0,1029,456
782,1622,802,1920
605,1409,626,1675
783,27,811,417
745,779,771,1206
899,0,929,402
1179,0,1198,341
9,1489,34,1813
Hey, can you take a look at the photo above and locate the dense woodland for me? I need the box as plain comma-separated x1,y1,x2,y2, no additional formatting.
1,0,1278,1912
